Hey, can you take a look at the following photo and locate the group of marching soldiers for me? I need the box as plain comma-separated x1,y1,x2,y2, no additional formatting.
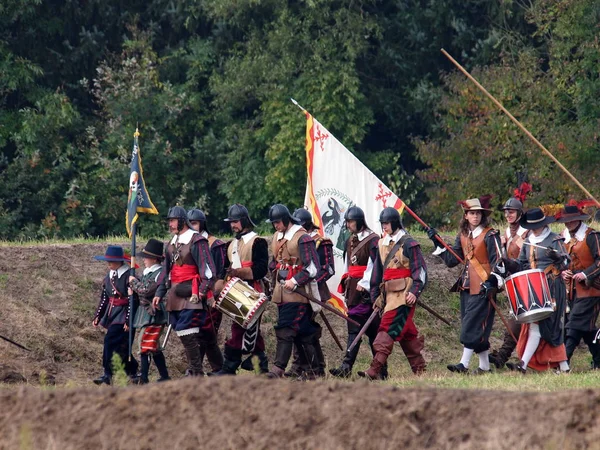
427,190,600,374
91,189,600,384
92,202,428,384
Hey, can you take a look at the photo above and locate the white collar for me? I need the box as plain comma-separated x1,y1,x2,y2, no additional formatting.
239,231,257,244
506,226,527,238
356,229,373,241
200,230,209,239
469,225,484,239
310,230,319,238
110,264,130,279
277,224,303,241
170,228,198,245
563,223,588,243
528,226,551,244
143,263,162,276
381,229,406,246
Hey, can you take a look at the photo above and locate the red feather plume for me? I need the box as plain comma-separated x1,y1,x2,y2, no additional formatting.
513,182,532,203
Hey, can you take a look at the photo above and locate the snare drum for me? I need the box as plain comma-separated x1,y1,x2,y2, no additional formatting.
216,277,268,329
505,269,554,324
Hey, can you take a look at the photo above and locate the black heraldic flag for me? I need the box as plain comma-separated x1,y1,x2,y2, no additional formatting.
126,128,158,237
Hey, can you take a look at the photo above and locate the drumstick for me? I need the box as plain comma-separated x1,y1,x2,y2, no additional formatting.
522,242,549,250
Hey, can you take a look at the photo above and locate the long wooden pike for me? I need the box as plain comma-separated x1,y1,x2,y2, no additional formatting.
0,333,31,352
441,48,600,207
319,311,344,351
416,300,453,327
281,283,361,327
347,307,380,354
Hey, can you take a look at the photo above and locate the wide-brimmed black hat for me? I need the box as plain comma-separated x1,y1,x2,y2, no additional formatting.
139,238,164,260
556,204,592,223
94,245,132,263
519,207,556,229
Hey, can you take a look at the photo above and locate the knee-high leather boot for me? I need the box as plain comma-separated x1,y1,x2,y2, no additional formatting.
214,345,242,376
400,334,426,375
179,334,204,376
329,331,360,378
357,332,394,380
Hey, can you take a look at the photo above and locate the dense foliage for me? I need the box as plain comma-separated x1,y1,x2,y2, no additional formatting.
0,0,596,238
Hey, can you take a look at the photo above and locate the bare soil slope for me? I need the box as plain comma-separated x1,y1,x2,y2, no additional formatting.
1,377,598,450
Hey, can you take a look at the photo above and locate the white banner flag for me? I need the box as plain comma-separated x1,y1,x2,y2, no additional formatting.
303,112,405,312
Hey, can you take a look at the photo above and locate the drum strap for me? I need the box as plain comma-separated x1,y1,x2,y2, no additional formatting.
231,238,242,269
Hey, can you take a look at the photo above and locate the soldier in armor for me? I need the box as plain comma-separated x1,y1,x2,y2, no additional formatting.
153,206,216,377
557,202,600,368
187,209,225,374
266,204,322,378
428,196,502,374
216,204,269,375
329,206,383,378
357,207,427,379
129,239,170,383
283,208,334,378
489,190,530,369
502,207,570,373
92,245,139,385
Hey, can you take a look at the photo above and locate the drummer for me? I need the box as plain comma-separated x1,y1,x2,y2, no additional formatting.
502,207,570,373
214,204,269,376
557,202,600,369
489,184,531,369
428,195,502,374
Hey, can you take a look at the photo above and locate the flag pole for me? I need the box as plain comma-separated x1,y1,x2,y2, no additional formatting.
290,98,307,113
128,222,136,362
441,48,600,207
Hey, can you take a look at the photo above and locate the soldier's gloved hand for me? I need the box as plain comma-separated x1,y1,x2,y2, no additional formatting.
479,275,498,297
546,248,562,262
426,227,443,249
502,257,519,274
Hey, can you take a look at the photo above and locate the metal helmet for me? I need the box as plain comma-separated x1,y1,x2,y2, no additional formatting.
266,203,298,225
292,208,313,226
166,206,193,231
379,207,402,231
223,203,256,228
187,208,210,233
344,206,365,221
501,197,523,212
187,208,206,222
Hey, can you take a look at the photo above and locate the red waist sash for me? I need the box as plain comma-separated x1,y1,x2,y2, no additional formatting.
383,268,411,281
348,265,367,278
239,261,262,292
171,264,200,296
276,262,304,279
109,296,129,307
338,265,368,293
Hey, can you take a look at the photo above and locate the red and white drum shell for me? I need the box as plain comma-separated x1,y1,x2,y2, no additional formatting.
504,269,554,324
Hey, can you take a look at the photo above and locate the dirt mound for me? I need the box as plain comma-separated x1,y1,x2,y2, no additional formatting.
0,377,597,450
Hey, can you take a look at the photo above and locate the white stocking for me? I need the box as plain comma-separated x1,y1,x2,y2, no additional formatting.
521,323,541,368
559,361,570,372
460,347,474,368
478,350,490,371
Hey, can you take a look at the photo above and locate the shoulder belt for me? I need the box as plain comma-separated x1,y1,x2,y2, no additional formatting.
383,235,410,271
350,232,377,261
467,227,493,282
